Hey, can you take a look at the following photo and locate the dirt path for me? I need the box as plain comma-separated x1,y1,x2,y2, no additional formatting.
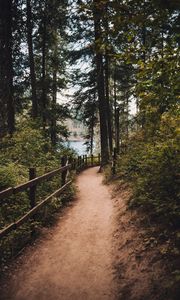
1,167,116,300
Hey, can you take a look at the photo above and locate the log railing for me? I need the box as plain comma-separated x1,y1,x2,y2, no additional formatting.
0,154,101,240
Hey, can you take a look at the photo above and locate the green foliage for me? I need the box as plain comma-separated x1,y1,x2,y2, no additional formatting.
116,111,180,226
0,118,75,263
0,117,59,167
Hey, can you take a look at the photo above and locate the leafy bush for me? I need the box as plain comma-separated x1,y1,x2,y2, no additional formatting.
0,117,75,263
116,111,180,226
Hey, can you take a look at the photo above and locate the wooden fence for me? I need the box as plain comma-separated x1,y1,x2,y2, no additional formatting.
0,154,101,240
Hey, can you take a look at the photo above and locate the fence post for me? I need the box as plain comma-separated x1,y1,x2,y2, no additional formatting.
80,156,82,169
91,154,94,166
98,153,101,165
77,157,79,169
112,147,117,175
68,156,72,170
74,158,76,170
72,158,74,170
85,155,88,167
116,108,120,155
29,167,36,237
76,156,79,173
61,156,67,186
29,167,36,209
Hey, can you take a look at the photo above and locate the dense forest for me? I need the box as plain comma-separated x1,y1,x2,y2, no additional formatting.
0,0,179,298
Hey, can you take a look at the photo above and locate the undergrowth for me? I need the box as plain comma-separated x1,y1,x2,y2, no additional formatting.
0,118,76,266
105,110,180,300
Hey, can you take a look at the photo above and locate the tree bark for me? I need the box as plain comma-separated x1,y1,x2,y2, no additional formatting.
93,0,109,166
0,1,6,136
3,0,15,135
115,107,120,154
26,0,38,118
142,25,146,63
105,50,113,155
90,96,96,155
114,65,117,147
104,3,113,154
41,5,47,129
51,67,57,146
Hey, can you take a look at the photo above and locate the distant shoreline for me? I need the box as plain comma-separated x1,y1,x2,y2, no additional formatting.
66,138,85,142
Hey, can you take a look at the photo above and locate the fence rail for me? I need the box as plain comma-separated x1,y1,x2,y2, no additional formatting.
0,165,70,201
0,181,72,239
0,154,101,240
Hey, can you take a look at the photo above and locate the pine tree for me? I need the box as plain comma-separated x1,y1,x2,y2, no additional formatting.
26,0,38,118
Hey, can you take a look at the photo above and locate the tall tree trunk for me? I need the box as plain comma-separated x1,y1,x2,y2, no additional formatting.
141,23,146,129
3,0,15,135
93,0,109,166
142,25,146,63
0,2,6,136
41,6,47,129
51,42,59,146
105,50,113,155
26,0,38,118
104,3,113,155
126,93,129,141
51,67,57,146
90,96,96,155
90,116,94,155
114,65,117,147
115,107,120,154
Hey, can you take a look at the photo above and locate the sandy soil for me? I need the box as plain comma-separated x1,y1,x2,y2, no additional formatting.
0,167,172,300
0,167,117,300
111,182,170,300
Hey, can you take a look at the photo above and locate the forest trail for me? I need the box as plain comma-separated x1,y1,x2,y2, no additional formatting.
1,167,117,300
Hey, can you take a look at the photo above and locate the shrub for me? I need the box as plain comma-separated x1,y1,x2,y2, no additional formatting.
0,118,75,263
116,111,180,227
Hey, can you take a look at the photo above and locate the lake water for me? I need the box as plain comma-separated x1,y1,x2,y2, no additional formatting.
65,141,88,155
